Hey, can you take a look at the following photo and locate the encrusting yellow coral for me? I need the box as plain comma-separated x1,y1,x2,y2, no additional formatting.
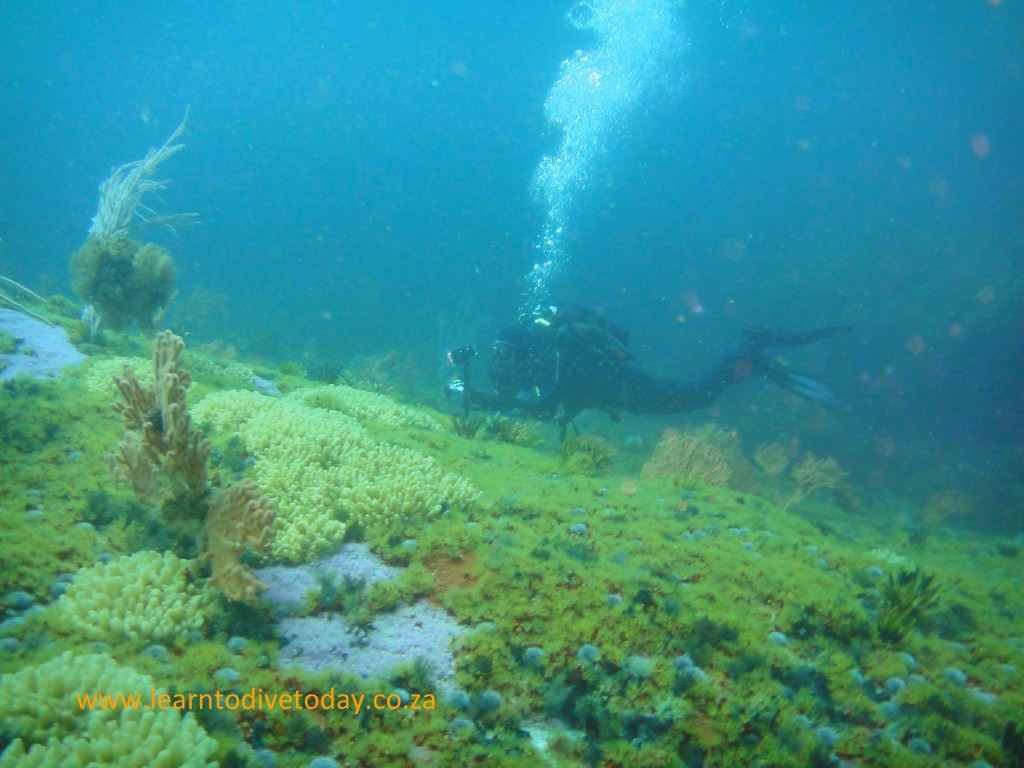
54,551,212,644
294,383,442,432
83,356,151,395
0,652,217,767
193,388,479,563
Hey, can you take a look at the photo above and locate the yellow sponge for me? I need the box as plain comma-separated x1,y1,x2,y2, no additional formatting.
193,388,478,563
55,551,212,644
0,651,217,767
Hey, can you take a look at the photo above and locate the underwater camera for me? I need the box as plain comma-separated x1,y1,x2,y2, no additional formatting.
446,345,477,366
445,345,477,414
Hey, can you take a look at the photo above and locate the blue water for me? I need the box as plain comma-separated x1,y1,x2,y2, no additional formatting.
1,0,1021,519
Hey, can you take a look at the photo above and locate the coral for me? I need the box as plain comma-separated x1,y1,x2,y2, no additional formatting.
294,383,442,432
754,441,789,478
921,490,974,529
342,349,412,394
192,389,479,562
54,550,212,644
910,490,976,544
784,453,846,509
202,478,276,605
640,425,732,487
877,566,941,644
868,548,909,567
83,356,151,394
108,330,211,504
87,108,198,242
104,333,277,605
180,351,256,388
718,438,761,494
0,652,217,767
70,236,177,333
7,306,1023,767
193,392,350,562
108,430,161,502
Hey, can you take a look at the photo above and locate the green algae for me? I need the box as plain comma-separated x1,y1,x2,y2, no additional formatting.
0,350,1021,768
877,567,942,644
0,329,16,355
0,377,118,596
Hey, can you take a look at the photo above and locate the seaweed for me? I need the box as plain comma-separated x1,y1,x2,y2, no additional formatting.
278,360,307,377
310,361,343,383
876,567,941,644
558,434,616,476
451,412,487,438
484,414,543,447
69,237,177,334
1004,721,1024,768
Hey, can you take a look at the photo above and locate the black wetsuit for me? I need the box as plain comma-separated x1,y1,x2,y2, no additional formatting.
462,306,848,427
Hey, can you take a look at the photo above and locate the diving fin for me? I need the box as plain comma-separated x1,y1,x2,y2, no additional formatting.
763,365,840,409
739,326,847,407
784,372,840,409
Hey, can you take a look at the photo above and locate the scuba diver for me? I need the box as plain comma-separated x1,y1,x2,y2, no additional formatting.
446,304,850,437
